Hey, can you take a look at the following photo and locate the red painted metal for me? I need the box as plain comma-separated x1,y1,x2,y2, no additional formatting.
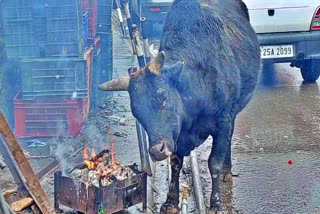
94,37,101,48
14,93,89,138
84,47,93,100
150,8,161,11
81,0,88,11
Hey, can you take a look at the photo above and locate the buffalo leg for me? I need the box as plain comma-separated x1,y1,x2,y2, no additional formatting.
221,118,235,182
208,115,233,212
160,154,183,214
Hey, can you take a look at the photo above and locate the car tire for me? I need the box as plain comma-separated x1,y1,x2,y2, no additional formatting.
300,60,320,83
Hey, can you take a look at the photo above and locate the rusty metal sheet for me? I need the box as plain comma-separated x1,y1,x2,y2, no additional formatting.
54,171,147,214
54,172,87,213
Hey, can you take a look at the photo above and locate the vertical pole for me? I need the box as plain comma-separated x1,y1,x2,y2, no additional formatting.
142,173,147,212
140,17,151,63
132,24,146,66
123,0,136,54
54,171,62,212
130,24,152,176
135,120,147,174
181,184,189,214
115,0,126,38
190,151,207,214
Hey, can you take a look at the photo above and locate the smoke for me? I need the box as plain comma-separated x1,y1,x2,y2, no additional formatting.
53,137,77,175
81,122,109,152
50,117,111,175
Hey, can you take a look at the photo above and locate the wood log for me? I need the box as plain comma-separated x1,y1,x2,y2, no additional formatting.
10,197,34,212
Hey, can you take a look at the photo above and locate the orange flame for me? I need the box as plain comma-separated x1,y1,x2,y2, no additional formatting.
92,149,97,161
84,147,89,161
85,161,95,170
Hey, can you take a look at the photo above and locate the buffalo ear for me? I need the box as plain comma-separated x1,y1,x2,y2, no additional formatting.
149,51,166,75
168,61,184,81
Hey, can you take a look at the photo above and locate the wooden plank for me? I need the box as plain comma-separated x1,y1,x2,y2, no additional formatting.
37,160,60,180
10,197,34,212
0,111,56,214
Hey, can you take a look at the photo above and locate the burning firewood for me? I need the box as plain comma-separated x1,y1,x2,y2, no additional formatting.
71,148,137,188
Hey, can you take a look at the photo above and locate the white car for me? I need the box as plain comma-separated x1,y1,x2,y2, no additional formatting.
244,0,320,82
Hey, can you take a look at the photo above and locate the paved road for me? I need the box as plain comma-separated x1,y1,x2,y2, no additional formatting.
197,64,320,214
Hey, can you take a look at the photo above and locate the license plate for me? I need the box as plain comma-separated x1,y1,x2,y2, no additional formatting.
260,45,294,59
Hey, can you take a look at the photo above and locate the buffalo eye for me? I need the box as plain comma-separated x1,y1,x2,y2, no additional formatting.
157,92,169,106
150,92,169,110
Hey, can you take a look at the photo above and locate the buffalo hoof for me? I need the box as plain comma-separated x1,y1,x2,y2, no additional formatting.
220,170,233,182
160,203,180,214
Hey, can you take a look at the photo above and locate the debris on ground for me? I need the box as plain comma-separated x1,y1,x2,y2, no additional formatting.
2,189,16,201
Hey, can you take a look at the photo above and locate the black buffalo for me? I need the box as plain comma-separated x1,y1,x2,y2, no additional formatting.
99,0,260,212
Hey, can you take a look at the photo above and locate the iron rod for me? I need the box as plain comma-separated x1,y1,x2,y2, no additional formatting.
131,24,152,176
140,17,151,63
115,0,126,38
190,150,207,213
123,0,136,54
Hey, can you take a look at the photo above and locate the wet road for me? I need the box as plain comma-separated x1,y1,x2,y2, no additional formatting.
111,19,320,213
198,64,320,214
232,64,320,214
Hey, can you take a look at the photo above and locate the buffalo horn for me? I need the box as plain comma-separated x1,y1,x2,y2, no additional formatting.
98,77,130,91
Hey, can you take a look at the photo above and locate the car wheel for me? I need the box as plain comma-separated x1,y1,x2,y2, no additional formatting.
300,60,320,83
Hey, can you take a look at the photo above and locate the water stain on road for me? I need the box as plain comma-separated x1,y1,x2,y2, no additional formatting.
219,64,320,214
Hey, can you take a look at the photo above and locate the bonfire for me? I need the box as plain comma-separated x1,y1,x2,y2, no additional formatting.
71,147,137,188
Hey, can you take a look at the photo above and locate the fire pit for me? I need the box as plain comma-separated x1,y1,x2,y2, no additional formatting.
54,149,147,213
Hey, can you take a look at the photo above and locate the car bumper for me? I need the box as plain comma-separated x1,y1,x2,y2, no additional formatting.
142,6,170,22
258,31,320,64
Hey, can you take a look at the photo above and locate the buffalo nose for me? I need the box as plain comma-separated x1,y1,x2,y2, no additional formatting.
149,141,172,161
